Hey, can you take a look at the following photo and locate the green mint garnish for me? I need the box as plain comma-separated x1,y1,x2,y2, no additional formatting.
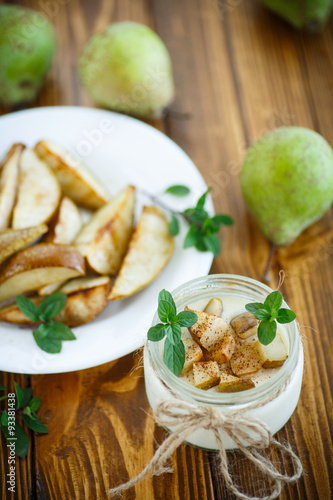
147,289,198,375
141,186,233,258
0,383,48,458
245,290,296,345
16,292,76,354
165,185,191,197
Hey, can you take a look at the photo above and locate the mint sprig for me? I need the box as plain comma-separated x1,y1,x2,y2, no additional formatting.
245,290,296,345
148,289,198,375
16,292,76,354
141,186,233,258
0,383,48,458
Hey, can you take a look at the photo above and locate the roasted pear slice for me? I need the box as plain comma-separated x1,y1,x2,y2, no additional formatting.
34,140,110,209
193,361,220,390
0,243,85,302
109,206,174,300
0,143,24,230
0,224,48,264
0,276,110,326
12,149,61,229
255,333,288,368
45,196,82,245
75,185,135,275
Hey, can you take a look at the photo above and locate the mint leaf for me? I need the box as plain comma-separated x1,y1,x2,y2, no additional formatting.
21,388,33,408
196,188,211,210
0,385,8,391
173,310,198,328
46,322,76,341
1,409,8,426
16,296,39,322
23,406,35,419
38,292,67,321
165,185,190,197
27,397,41,413
184,224,201,249
0,395,7,402
14,381,24,410
158,290,176,315
257,319,277,345
169,214,180,236
164,337,185,376
33,327,62,354
264,291,283,315
22,414,48,434
276,308,296,324
211,214,233,226
1,419,30,458
253,309,271,321
245,302,265,315
158,299,176,323
203,233,220,257
148,323,166,341
165,323,182,346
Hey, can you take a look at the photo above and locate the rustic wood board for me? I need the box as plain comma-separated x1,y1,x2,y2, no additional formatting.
0,0,332,499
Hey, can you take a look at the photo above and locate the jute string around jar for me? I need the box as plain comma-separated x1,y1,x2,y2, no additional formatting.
108,346,303,500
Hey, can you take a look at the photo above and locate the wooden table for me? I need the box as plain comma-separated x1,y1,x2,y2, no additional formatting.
1,1,333,499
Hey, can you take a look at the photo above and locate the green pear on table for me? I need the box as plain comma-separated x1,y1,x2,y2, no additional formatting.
260,0,333,32
241,127,333,247
0,5,56,106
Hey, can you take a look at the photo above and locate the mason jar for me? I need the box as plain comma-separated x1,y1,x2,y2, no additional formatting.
144,274,304,451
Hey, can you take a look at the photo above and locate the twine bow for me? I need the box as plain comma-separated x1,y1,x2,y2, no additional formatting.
108,398,302,499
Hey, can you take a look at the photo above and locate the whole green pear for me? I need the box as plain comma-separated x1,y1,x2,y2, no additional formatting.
78,21,174,119
241,127,333,246
0,5,56,107
260,0,333,32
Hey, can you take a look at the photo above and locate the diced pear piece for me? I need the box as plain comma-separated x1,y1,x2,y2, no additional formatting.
185,307,231,351
12,149,61,229
218,372,255,393
109,206,174,300
203,297,223,317
45,196,82,245
203,332,235,363
0,243,85,302
0,224,48,264
230,345,263,377
75,185,135,275
0,143,24,230
180,337,203,375
34,140,110,209
0,276,111,326
255,333,288,368
193,361,220,390
230,312,259,339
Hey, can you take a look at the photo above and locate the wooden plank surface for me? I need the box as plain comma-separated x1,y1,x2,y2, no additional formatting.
0,0,333,499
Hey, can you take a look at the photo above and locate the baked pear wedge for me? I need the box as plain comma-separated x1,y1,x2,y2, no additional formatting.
34,139,110,209
12,149,61,229
0,275,110,327
75,185,135,275
0,243,85,302
0,224,48,264
0,143,24,230
45,196,82,245
109,206,174,300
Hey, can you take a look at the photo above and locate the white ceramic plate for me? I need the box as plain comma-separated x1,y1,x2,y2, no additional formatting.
0,106,213,374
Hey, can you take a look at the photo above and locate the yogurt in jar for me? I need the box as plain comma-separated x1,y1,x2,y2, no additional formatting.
144,275,303,451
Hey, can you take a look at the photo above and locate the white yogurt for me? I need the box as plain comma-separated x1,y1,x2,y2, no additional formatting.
144,275,304,451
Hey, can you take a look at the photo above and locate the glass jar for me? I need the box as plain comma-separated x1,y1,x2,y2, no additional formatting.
144,274,304,451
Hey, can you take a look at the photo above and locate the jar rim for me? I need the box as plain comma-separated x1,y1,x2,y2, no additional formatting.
148,274,301,407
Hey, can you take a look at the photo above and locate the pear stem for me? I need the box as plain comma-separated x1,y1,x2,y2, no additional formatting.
263,244,276,283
